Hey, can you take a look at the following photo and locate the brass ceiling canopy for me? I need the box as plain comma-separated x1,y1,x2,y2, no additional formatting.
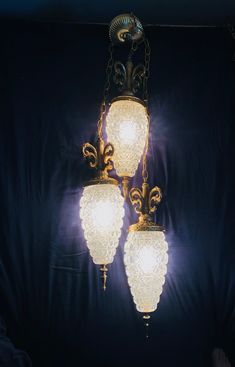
109,13,144,44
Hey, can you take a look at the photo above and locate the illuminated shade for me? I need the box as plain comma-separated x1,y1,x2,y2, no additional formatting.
106,97,148,178
80,183,124,265
124,230,168,313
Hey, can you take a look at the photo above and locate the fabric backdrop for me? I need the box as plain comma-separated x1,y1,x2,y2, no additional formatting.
0,20,235,367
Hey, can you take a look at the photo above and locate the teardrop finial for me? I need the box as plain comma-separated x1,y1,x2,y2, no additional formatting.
143,313,150,339
100,265,108,291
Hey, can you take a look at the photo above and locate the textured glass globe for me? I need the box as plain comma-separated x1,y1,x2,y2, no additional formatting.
80,183,124,265
106,98,148,177
124,230,168,313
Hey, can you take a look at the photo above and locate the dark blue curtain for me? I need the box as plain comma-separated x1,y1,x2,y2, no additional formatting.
0,20,235,367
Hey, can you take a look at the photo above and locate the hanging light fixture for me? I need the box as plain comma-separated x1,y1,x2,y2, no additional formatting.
80,13,150,290
124,118,168,336
80,98,124,290
106,14,151,198
80,13,168,331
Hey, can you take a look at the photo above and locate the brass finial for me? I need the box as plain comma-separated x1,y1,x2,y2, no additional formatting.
143,313,150,339
100,265,108,291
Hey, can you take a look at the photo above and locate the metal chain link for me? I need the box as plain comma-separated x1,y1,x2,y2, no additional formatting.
143,38,151,104
128,40,138,60
98,43,114,138
142,113,150,182
141,38,151,181
127,13,139,60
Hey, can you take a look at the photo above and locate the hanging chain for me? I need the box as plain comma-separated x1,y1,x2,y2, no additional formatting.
128,40,138,61
141,37,151,182
97,43,114,139
143,38,151,104
127,13,139,60
142,113,150,182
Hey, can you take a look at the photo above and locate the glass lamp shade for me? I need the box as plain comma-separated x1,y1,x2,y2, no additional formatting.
80,183,124,265
124,230,168,313
106,97,148,177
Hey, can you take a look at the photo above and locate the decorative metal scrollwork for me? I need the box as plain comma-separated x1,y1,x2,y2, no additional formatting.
129,187,143,213
130,183,162,215
103,143,114,172
149,186,162,213
113,60,146,95
82,140,114,176
132,64,145,94
82,143,98,168
113,62,126,91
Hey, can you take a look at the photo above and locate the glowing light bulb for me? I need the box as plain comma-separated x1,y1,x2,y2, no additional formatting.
119,120,137,144
136,246,158,274
106,98,148,177
124,230,168,313
80,184,124,265
91,201,115,230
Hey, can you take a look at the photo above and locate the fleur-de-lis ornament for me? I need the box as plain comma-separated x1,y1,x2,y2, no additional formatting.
82,137,116,184
129,182,162,231
113,60,146,96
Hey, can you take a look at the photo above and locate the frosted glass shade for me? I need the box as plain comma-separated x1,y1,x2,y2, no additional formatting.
80,183,124,265
124,230,168,313
106,98,148,177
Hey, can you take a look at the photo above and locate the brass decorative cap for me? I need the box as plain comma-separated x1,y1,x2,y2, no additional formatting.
111,95,146,107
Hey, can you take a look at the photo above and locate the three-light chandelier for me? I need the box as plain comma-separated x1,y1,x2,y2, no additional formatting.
80,13,168,331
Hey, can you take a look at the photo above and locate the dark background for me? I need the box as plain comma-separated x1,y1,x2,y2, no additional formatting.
0,1,235,366
0,0,235,25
